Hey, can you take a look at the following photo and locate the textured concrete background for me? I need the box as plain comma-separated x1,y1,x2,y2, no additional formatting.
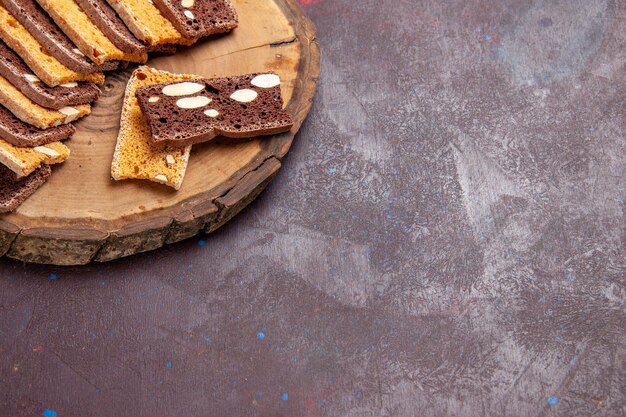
1,0,625,416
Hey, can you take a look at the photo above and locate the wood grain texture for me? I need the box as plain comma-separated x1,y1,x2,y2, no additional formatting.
0,0,319,265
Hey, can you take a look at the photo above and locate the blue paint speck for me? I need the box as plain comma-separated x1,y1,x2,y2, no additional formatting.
42,410,57,417
547,395,558,406
49,274,58,281
527,274,536,281
262,326,267,331
256,391,264,397
328,167,337,174
187,263,193,269
565,272,576,282
257,332,266,340
485,34,492,41
198,239,206,247
165,362,172,368
281,393,289,401
203,336,213,345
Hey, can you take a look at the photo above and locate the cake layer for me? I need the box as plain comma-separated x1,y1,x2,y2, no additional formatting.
136,73,293,148
111,66,194,190
0,4,105,87
0,0,121,73
0,75,91,130
152,0,238,39
0,163,52,213
0,105,75,148
34,0,148,64
105,0,196,47
74,0,148,55
0,139,69,178
0,40,100,110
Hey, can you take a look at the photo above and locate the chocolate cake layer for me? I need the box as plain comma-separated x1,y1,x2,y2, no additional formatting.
151,0,238,39
74,0,147,55
0,40,100,110
0,163,51,213
0,105,75,148
136,73,293,148
0,0,121,73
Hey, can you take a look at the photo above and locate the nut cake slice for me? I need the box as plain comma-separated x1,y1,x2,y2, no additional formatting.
0,4,105,87
0,105,75,148
0,139,69,178
0,0,121,73
0,40,100,110
34,0,148,64
136,73,293,148
111,66,197,190
105,0,196,47
151,0,238,39
0,75,91,130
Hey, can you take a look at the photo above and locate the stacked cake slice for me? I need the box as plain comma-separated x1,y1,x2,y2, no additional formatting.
0,0,239,212
111,67,293,190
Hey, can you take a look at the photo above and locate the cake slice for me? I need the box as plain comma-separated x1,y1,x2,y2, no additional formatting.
0,139,69,178
0,75,91,130
34,0,148,64
0,0,121,73
136,73,293,148
0,4,105,87
151,0,238,39
105,0,196,47
111,66,196,190
0,40,100,110
74,0,148,56
0,163,52,213
0,105,75,148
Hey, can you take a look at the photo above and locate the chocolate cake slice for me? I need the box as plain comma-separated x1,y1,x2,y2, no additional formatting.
0,0,121,73
0,163,51,213
0,105,75,148
136,73,293,148
74,0,148,56
0,40,100,110
151,0,238,39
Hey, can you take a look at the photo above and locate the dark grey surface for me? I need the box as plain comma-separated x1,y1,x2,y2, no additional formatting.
1,0,625,416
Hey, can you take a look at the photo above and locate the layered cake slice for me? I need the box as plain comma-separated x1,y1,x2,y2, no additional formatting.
0,40,100,110
0,163,52,213
151,0,238,39
0,4,105,86
73,0,148,56
111,66,196,190
0,75,91,129
0,105,75,148
34,0,148,64
136,73,293,148
0,0,121,73
105,0,196,47
0,139,69,178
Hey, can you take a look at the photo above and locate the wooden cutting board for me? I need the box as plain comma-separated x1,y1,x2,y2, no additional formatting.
0,0,319,265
